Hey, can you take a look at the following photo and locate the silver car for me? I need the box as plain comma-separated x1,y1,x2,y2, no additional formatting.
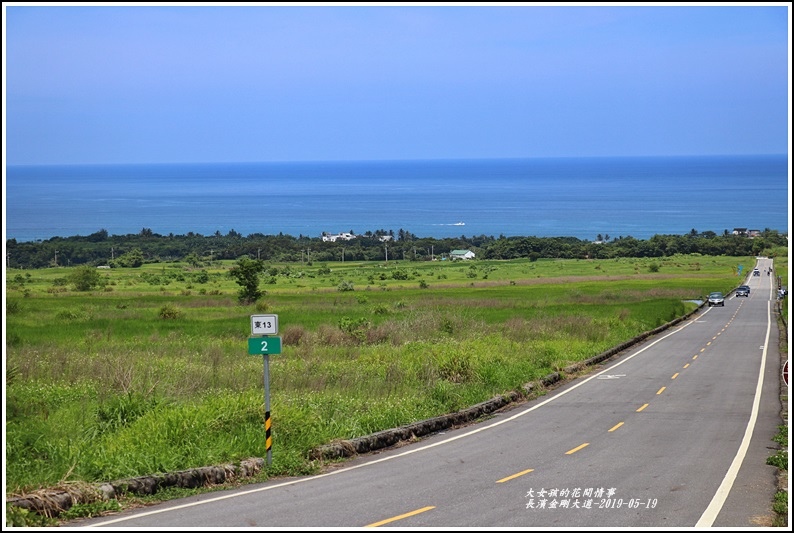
735,285,750,297
708,292,725,306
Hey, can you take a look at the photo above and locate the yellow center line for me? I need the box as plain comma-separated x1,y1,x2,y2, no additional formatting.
565,443,590,455
365,506,436,527
671,373,679,379
496,468,534,483
608,422,624,432
693,354,698,359
656,387,666,395
683,363,690,368
636,403,649,412
700,348,706,353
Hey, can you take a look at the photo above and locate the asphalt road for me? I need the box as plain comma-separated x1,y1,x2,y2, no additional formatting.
73,258,785,529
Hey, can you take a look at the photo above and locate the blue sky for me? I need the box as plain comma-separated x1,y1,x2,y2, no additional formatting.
3,3,791,165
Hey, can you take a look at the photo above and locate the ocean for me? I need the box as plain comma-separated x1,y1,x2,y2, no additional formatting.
4,155,789,243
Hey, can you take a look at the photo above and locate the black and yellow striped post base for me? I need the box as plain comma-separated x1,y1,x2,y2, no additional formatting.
265,409,272,465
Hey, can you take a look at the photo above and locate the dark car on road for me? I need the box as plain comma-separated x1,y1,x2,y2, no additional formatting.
735,285,750,297
708,292,725,307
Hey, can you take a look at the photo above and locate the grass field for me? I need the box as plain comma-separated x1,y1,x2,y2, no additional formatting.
4,253,783,509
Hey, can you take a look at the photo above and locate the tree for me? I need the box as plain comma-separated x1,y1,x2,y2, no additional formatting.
115,248,145,268
69,266,101,291
228,257,266,303
184,252,201,267
87,229,109,242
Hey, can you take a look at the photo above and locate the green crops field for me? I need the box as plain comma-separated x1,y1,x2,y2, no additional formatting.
4,253,781,505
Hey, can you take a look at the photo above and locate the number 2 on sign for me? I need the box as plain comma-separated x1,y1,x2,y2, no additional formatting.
258,340,269,352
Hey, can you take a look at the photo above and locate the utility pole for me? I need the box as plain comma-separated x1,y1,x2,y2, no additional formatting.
385,244,388,264
257,248,261,260
54,250,59,267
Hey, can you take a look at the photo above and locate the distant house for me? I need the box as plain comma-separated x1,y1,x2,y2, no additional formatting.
322,232,357,242
732,228,748,236
450,249,475,260
748,229,761,238
378,235,393,242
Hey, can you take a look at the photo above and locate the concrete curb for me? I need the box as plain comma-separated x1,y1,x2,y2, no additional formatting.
6,458,266,519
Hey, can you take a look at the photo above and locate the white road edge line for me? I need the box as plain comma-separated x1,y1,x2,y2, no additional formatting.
696,287,772,525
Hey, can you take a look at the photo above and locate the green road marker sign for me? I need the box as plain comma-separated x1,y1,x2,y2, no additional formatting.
248,336,282,355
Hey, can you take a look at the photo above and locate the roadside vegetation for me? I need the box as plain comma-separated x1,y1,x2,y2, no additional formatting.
767,245,789,527
5,250,788,525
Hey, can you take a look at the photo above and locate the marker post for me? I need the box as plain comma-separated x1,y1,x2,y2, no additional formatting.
248,315,281,466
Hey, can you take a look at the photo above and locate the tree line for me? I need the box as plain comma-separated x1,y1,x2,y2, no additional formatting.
5,227,788,270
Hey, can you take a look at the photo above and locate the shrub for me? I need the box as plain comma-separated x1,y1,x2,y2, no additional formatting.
158,304,183,319
281,324,306,346
56,309,89,321
338,316,371,343
69,266,101,291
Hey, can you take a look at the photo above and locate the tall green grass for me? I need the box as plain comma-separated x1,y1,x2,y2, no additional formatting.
5,254,760,494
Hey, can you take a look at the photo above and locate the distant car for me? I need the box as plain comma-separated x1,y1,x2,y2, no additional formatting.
753,268,760,276
735,285,750,297
708,292,725,307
